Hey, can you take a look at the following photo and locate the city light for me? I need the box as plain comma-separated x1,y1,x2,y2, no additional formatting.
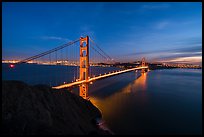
9,64,15,68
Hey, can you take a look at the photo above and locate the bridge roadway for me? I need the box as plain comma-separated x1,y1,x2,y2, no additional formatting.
52,66,148,89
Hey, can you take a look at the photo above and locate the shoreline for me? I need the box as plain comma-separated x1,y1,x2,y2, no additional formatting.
2,80,112,135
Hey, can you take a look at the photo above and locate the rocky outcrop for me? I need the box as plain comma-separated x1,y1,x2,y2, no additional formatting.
2,80,109,135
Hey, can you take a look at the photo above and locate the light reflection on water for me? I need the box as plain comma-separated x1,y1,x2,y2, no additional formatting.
2,63,202,134
89,72,149,132
89,69,202,135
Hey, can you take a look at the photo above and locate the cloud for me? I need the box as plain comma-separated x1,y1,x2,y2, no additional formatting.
155,21,170,29
79,25,95,39
122,45,202,65
149,46,202,65
154,51,201,60
167,56,202,62
158,56,202,65
173,37,202,46
41,36,71,42
141,3,170,10
127,45,201,56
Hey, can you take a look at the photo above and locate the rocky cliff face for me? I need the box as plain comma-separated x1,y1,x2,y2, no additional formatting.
2,81,109,135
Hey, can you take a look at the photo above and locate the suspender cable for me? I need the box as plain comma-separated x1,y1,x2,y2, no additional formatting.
90,41,92,78
61,48,63,84
49,53,51,86
90,38,115,64
77,42,79,80
72,43,74,82
90,44,108,61
17,39,80,64
66,46,69,83
55,51,57,86
73,42,77,81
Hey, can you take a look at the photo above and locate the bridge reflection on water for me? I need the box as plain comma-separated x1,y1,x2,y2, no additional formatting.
88,72,148,133
121,72,147,94
87,69,202,135
90,71,147,109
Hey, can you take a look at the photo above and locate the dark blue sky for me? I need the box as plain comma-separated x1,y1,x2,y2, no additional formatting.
2,2,202,65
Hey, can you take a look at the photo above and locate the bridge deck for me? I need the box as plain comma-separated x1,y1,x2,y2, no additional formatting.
52,66,148,89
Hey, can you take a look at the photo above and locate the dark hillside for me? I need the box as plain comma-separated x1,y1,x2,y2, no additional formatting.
2,80,110,135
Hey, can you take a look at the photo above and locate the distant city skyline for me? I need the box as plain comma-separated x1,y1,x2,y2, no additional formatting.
2,2,202,65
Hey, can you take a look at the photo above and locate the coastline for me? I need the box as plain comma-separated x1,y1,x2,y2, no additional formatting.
2,80,111,135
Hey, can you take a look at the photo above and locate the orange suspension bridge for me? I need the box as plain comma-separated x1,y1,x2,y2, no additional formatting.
14,36,148,99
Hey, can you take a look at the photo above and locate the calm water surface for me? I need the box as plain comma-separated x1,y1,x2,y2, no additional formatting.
2,63,120,87
88,69,202,135
2,63,202,135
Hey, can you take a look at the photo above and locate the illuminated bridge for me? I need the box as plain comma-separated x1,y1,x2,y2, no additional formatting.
16,36,148,99
52,66,148,89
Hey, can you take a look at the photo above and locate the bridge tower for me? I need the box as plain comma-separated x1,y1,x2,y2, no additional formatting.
141,57,146,73
79,36,89,99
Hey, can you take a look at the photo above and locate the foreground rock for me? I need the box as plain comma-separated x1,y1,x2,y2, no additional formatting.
2,80,110,135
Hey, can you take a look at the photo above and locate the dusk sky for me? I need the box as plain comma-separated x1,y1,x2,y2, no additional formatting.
2,2,202,65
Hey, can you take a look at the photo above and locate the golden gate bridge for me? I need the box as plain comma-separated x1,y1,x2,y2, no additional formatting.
15,36,148,99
